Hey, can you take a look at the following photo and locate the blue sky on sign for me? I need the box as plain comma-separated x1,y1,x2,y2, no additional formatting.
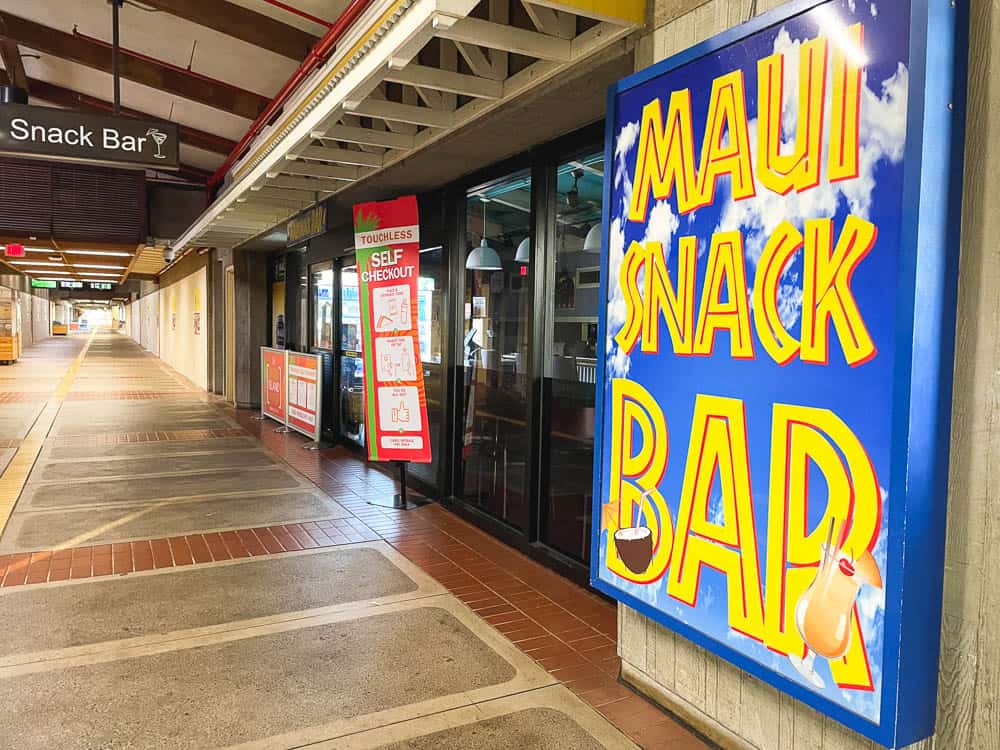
598,0,909,723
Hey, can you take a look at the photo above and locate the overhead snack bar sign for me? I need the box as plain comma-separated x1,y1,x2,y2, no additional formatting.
0,104,179,170
591,0,965,747
353,195,431,464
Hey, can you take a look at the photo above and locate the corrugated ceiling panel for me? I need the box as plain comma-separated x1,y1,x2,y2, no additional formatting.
52,166,147,244
0,158,53,237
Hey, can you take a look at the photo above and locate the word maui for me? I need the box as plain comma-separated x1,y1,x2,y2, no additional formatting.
621,23,876,367
630,24,862,219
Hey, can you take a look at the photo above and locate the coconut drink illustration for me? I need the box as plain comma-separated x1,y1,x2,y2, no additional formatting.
615,526,654,574
611,487,658,574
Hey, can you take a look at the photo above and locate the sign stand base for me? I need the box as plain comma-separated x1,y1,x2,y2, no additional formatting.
302,441,325,451
368,461,423,511
251,415,268,421
273,426,291,433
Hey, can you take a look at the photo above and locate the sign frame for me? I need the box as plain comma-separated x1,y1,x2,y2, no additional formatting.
260,347,288,425
286,203,328,246
587,0,968,747
285,351,323,442
0,104,179,171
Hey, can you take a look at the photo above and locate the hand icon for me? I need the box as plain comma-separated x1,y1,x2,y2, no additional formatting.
391,400,410,424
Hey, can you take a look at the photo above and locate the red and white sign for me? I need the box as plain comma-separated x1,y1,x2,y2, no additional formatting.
352,195,431,463
287,352,321,440
3,244,24,258
261,347,286,423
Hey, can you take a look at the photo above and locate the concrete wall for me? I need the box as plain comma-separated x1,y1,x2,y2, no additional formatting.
31,294,48,343
158,267,208,390
139,292,159,355
127,301,140,345
617,1,987,749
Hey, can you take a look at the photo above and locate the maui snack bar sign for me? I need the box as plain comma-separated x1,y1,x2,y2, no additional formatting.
0,104,179,170
590,0,965,746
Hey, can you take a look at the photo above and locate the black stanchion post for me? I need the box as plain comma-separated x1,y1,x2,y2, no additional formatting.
396,461,408,509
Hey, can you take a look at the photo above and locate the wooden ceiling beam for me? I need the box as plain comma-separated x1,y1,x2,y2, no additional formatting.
0,38,28,91
134,0,318,61
0,11,268,119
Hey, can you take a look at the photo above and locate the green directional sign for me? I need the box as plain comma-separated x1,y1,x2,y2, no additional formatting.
30,279,56,289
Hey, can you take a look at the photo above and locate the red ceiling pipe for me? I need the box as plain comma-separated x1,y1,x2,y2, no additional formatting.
207,0,375,189
258,0,333,29
72,27,267,101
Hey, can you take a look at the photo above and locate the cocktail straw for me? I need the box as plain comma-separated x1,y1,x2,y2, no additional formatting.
638,487,656,528
822,517,836,568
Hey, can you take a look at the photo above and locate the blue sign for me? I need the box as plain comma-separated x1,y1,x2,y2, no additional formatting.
589,0,967,746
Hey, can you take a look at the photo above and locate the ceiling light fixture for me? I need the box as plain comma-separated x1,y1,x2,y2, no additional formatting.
63,250,133,257
466,198,502,272
515,237,531,263
73,264,128,270
583,224,602,253
9,260,64,267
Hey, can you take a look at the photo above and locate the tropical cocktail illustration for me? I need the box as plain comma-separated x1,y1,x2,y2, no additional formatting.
147,128,168,159
788,519,883,689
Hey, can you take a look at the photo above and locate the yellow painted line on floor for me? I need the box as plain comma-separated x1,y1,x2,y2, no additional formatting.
0,331,97,537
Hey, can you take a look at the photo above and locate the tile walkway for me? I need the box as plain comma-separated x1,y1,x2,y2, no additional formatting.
0,330,713,750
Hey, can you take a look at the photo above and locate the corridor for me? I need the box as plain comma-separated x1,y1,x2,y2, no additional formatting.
0,331,708,749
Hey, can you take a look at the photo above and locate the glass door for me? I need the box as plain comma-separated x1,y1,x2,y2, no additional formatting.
539,153,604,563
460,171,533,531
337,258,366,448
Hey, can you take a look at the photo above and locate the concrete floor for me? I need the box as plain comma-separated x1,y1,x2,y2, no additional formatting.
0,332,640,749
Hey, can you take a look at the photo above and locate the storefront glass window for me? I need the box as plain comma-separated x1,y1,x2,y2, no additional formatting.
339,263,365,447
408,246,446,489
461,171,533,530
311,261,334,350
540,153,604,562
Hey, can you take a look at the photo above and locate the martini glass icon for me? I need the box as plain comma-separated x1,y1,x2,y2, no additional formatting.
147,129,168,160
787,519,883,690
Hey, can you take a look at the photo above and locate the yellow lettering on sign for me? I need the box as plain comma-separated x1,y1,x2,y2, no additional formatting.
693,232,754,359
667,394,766,641
605,378,673,584
692,71,756,210
800,216,878,366
757,37,827,195
763,403,880,670
629,92,699,222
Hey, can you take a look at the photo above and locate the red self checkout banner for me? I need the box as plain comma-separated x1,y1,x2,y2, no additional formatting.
352,195,431,463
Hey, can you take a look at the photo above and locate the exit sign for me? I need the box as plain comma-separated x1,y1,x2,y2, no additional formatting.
4,244,24,258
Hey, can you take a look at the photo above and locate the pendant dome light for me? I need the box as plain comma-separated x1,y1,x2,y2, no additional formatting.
515,237,531,263
466,198,503,271
583,223,602,252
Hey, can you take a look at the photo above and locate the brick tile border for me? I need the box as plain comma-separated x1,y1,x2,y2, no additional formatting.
0,518,382,587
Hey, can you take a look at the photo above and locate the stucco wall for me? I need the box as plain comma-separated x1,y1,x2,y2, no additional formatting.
158,268,207,390
140,292,159,355
129,301,140,345
31,294,48,342
618,0,985,749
